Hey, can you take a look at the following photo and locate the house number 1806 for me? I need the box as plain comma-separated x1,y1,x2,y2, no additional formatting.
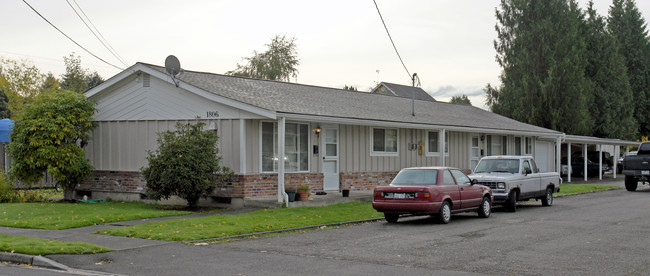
206,111,220,118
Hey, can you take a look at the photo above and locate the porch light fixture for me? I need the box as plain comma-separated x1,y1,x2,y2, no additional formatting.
313,125,322,137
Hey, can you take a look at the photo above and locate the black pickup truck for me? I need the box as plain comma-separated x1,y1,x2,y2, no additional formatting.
622,142,650,191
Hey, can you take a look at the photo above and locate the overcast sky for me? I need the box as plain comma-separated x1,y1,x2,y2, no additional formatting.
3,0,650,109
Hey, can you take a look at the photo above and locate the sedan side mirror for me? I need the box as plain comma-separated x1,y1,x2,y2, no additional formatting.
471,179,478,185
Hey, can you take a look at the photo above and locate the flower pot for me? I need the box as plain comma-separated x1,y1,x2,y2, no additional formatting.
297,190,309,201
342,189,350,197
286,191,296,202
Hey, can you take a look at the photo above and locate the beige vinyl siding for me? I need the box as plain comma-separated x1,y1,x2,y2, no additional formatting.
86,119,241,172
338,126,476,172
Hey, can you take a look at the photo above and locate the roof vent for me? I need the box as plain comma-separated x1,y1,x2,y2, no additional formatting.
143,73,150,87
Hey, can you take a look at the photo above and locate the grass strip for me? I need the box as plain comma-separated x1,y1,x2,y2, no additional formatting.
556,184,620,194
0,202,191,230
0,234,112,255
98,202,382,241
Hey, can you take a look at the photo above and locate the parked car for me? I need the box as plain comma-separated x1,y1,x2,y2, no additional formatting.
569,151,611,177
469,156,560,212
372,167,492,224
617,151,637,174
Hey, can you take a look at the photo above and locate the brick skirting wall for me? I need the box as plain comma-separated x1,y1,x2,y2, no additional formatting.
79,170,399,198
340,171,398,191
78,170,324,199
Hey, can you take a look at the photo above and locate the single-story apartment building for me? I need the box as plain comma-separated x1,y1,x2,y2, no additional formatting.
80,62,569,206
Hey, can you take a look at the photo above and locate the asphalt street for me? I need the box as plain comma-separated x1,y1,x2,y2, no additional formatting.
2,180,649,275
40,184,650,276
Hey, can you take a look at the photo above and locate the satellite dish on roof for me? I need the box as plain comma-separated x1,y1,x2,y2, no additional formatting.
165,55,181,87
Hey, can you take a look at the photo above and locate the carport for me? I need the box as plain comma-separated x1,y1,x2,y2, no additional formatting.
562,135,640,182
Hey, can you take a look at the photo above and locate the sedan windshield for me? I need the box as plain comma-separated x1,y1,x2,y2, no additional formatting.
391,169,438,186
474,159,519,173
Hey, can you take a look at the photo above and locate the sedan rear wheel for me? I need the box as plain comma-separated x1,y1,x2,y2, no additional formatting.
438,201,451,224
384,213,399,223
478,196,491,218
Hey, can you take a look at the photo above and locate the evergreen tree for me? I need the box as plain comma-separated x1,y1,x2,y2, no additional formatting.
0,88,10,119
490,0,592,135
608,0,650,137
584,2,637,139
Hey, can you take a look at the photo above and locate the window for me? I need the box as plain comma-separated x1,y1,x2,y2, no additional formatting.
525,137,532,155
514,137,522,155
261,121,309,172
427,131,449,155
372,128,398,155
442,170,455,185
487,135,507,156
523,160,532,173
390,169,438,185
451,169,471,185
428,131,439,153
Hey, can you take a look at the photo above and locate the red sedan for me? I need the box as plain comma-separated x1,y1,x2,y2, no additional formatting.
372,167,492,224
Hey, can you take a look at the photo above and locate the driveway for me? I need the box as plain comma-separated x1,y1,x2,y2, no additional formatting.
43,184,650,276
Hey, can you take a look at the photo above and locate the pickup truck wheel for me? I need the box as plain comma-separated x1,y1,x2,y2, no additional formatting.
507,191,517,212
384,213,399,223
478,196,491,218
541,187,553,206
625,175,638,192
438,201,451,224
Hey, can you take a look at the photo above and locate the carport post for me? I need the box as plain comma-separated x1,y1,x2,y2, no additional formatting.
599,145,603,180
613,146,618,179
583,144,588,182
566,143,573,182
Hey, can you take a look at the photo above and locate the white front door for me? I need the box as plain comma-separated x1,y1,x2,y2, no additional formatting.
470,135,480,171
322,126,339,191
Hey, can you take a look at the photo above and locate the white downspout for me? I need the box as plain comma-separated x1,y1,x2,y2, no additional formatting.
277,117,289,207
556,136,561,174
440,129,446,166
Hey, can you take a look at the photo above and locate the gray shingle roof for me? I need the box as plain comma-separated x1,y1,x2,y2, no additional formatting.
372,82,436,101
144,63,560,135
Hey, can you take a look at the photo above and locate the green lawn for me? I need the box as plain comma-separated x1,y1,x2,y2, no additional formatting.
556,184,620,194
0,234,112,255
0,202,191,230
98,202,382,241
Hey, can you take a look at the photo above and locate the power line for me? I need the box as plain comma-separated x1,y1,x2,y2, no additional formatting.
21,0,124,71
67,0,129,67
372,0,412,80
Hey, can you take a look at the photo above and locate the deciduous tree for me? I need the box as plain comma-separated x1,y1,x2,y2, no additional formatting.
226,35,300,82
450,94,472,105
8,91,97,201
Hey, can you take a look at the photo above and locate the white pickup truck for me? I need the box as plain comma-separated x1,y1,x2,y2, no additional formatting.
469,156,561,212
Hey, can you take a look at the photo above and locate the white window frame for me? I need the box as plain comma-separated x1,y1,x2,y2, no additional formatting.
370,127,399,156
426,130,449,157
525,137,533,155
259,121,310,173
514,136,522,156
